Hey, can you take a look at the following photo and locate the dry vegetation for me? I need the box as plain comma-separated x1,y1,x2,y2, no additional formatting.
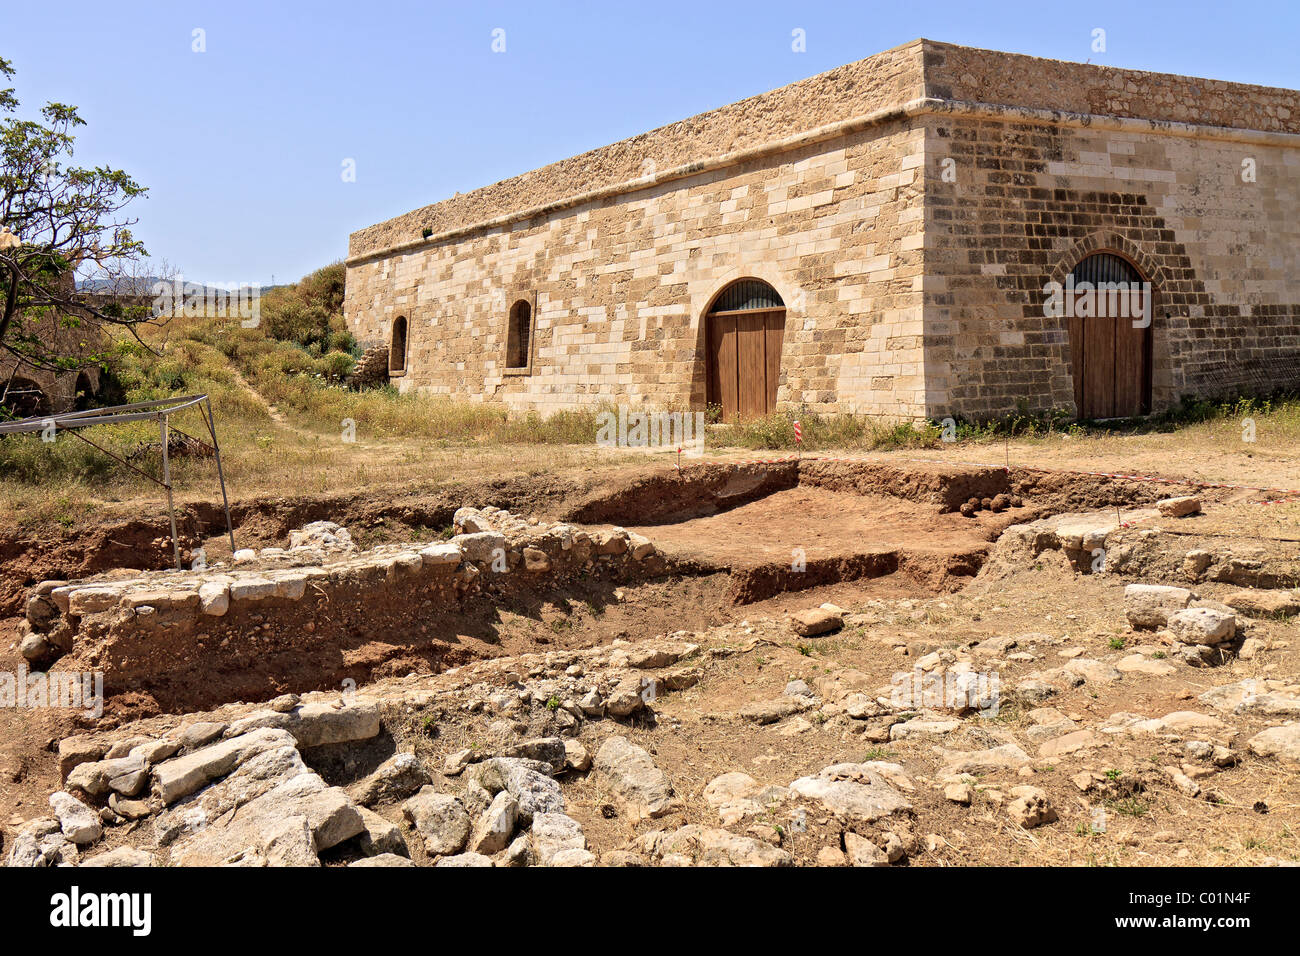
3,262,1299,535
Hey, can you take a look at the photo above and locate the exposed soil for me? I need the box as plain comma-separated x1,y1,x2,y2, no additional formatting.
3,456,1298,868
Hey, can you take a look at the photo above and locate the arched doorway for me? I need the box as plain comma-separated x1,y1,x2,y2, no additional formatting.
705,279,785,421
74,372,95,411
389,316,408,375
1067,253,1152,418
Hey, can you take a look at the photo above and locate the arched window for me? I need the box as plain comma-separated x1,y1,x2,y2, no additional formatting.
705,279,786,421
389,315,408,375
505,299,532,371
1066,252,1152,419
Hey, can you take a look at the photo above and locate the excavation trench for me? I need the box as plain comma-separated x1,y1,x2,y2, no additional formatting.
14,459,1185,715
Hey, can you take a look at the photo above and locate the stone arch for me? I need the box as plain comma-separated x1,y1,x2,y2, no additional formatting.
1048,231,1166,289
0,377,52,418
73,371,96,411
700,277,787,421
689,267,801,411
389,315,408,375
1053,237,1157,419
505,298,533,371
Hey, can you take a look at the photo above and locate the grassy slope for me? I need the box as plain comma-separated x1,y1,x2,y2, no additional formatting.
2,262,1298,526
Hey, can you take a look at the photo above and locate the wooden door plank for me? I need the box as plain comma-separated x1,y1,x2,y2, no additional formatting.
710,315,739,422
1113,291,1147,416
737,313,767,420
1068,308,1086,416
764,310,785,414
1081,293,1117,418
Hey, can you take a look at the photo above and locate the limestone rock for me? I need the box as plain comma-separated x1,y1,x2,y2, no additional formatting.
402,788,471,856
1248,726,1300,763
261,814,321,866
1007,786,1057,828
944,783,973,805
348,752,431,806
1166,607,1236,646
435,852,494,867
356,806,407,857
531,811,587,866
1037,730,1102,759
739,697,806,725
151,728,297,804
844,831,889,866
349,853,416,867
5,819,68,867
593,736,675,821
788,763,912,824
563,739,592,773
161,755,363,866
938,744,1031,776
789,607,843,637
67,753,148,799
1125,584,1193,629
470,790,519,855
226,699,381,750
49,791,102,845
1157,496,1201,518
463,757,563,824
80,847,153,867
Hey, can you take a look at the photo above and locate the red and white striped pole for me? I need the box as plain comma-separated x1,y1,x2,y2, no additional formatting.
793,420,802,459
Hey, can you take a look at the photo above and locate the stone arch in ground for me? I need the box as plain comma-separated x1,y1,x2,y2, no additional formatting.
1,377,52,418
73,371,96,411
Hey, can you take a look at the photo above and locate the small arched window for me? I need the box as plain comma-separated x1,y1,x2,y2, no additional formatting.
389,315,408,375
505,299,532,371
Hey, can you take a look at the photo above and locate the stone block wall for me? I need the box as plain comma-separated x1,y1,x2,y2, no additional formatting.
346,38,1300,422
345,120,929,418
921,110,1300,419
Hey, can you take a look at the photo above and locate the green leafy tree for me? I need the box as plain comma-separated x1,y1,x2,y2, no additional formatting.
0,55,155,389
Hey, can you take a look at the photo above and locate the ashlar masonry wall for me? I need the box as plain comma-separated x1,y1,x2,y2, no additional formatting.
347,39,1300,422
919,42,1300,419
345,120,929,418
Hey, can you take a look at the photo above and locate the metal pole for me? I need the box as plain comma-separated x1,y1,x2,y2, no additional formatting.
203,397,236,554
160,413,181,570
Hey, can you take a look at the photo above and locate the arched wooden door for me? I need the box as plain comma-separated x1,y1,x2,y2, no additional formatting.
706,280,785,421
1067,253,1152,419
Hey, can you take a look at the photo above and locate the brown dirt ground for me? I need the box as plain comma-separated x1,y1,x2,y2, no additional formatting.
2,444,1299,865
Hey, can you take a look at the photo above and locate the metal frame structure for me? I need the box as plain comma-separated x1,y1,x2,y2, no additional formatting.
0,394,235,569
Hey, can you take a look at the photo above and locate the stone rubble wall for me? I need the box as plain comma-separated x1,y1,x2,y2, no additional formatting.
18,513,667,704
347,345,390,389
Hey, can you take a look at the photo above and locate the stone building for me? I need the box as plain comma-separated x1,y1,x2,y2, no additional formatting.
344,39,1300,422
1,289,103,418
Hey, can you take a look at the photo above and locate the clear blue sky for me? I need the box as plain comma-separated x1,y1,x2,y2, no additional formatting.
5,0,1298,286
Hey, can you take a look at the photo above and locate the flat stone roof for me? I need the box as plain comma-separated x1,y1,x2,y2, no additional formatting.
348,38,1300,262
